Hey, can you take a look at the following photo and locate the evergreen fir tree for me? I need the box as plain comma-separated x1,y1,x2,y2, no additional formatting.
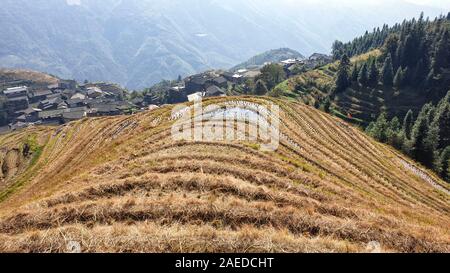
393,67,404,88
387,117,401,147
358,63,368,86
403,110,414,139
412,58,427,85
438,147,450,182
383,34,399,69
254,80,268,95
381,54,394,86
351,63,359,82
368,59,379,86
410,103,435,166
430,91,450,150
332,40,345,61
368,112,389,142
432,30,450,73
335,54,351,93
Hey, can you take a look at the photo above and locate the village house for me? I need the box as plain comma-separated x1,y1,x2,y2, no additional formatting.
3,86,28,98
62,107,87,123
185,75,209,94
71,92,86,100
89,104,122,117
38,109,65,125
57,101,68,109
61,89,76,100
212,76,228,89
14,107,42,123
38,96,63,111
29,89,53,103
4,95,29,113
187,92,204,102
87,87,103,98
205,85,226,97
131,97,146,108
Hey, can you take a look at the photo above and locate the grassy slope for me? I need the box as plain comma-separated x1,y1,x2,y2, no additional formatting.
274,49,435,125
0,69,59,86
0,97,448,253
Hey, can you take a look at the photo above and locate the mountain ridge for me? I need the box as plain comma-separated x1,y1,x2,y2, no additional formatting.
0,0,446,90
231,48,305,71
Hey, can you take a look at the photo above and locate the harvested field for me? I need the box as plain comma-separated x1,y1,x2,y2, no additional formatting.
0,97,448,253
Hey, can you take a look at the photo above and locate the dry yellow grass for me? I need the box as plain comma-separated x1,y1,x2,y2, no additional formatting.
0,97,448,253
0,69,58,85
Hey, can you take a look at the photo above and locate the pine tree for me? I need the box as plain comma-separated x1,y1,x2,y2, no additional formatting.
332,40,345,61
387,117,401,147
412,58,427,85
410,103,435,166
383,34,399,69
403,110,414,139
432,30,450,73
381,54,394,86
368,112,389,142
438,147,450,182
402,66,411,85
351,63,359,82
335,54,351,93
358,63,368,86
322,98,331,113
430,91,450,150
368,59,379,86
393,67,404,88
425,68,436,88
254,80,268,95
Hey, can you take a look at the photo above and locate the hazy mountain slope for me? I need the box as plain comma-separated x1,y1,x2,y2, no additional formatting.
231,48,305,70
0,0,446,89
0,97,448,253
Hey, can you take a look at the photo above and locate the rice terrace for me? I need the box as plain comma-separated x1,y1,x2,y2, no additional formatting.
0,97,448,253
0,1,450,258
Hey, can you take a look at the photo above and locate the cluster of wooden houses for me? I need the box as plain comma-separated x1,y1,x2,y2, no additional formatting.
279,53,333,76
1,80,135,130
0,52,332,132
139,52,333,105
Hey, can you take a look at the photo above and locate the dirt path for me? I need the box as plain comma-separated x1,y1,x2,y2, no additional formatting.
399,159,450,195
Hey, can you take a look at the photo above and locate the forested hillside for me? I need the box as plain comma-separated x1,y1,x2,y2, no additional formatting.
276,13,450,182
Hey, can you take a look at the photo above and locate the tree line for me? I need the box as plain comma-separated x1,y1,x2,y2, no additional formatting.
334,12,450,96
331,13,450,182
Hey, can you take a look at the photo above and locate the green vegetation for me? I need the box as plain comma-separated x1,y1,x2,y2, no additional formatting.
0,134,44,202
268,14,450,183
257,64,287,91
367,91,450,182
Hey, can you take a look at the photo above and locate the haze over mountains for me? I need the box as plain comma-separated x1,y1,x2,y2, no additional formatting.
0,0,447,89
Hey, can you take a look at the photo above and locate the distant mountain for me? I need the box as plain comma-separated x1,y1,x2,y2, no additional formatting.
231,48,304,71
0,0,446,90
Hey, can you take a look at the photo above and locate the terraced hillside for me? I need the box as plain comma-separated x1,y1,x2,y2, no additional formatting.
0,97,448,253
278,50,385,123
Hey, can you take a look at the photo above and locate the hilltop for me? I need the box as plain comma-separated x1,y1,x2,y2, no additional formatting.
0,97,448,253
0,69,58,87
231,48,305,71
